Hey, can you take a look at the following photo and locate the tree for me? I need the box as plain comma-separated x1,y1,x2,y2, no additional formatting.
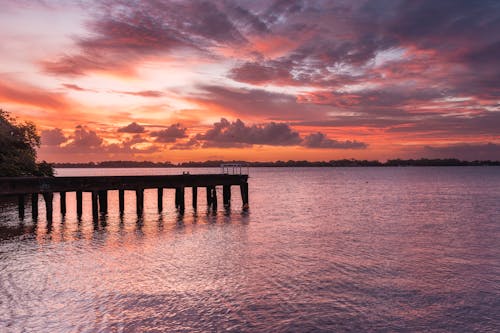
0,109,54,176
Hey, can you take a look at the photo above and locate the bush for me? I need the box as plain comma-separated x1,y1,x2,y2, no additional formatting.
0,109,54,177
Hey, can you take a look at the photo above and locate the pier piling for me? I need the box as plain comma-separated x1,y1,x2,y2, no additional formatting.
43,192,53,221
18,194,25,218
240,183,249,208
119,190,125,214
211,186,218,210
76,191,82,216
31,193,38,218
192,186,198,210
136,189,144,215
206,186,212,209
176,187,185,212
60,192,66,215
98,190,108,214
91,191,99,219
157,188,163,212
223,185,231,207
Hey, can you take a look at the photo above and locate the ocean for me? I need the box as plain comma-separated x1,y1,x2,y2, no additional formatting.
1,167,499,332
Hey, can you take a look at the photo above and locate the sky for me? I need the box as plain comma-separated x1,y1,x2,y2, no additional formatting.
0,0,499,162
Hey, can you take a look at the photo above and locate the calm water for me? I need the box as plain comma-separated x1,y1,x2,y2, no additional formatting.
1,167,499,332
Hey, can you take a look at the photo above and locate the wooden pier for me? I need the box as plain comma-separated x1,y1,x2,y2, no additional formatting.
0,174,249,220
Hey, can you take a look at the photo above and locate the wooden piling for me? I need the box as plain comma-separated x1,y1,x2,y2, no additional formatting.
91,191,99,219
119,189,125,213
60,192,66,215
211,186,218,210
223,185,231,207
240,183,249,208
18,194,25,218
76,191,82,216
157,188,163,212
192,186,198,210
43,192,53,221
31,193,38,219
98,190,107,213
136,189,144,215
179,187,185,212
206,186,212,209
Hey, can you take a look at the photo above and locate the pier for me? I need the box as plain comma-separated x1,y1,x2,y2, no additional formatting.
0,174,249,221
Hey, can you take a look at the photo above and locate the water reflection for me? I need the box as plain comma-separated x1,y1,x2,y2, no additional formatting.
0,192,249,246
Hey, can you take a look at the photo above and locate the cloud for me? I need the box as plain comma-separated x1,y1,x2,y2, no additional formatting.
188,85,328,121
39,125,159,161
114,90,164,98
423,143,500,161
40,1,250,77
117,122,146,133
41,10,193,76
151,123,187,143
170,137,201,150
61,83,95,92
229,61,294,85
40,128,67,146
0,79,71,111
302,132,368,149
196,118,302,148
65,125,103,150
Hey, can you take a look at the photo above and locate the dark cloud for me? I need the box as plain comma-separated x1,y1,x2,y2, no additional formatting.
191,85,327,121
62,83,92,92
41,128,67,146
170,137,201,150
302,132,368,149
196,118,302,148
40,125,158,158
179,1,246,44
118,122,145,133
224,0,500,107
114,90,164,98
386,111,500,136
423,143,500,161
42,9,194,76
151,123,187,143
229,61,294,85
65,125,103,149
225,4,269,34
41,1,250,76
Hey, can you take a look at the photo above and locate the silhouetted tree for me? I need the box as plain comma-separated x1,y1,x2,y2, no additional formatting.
0,109,53,176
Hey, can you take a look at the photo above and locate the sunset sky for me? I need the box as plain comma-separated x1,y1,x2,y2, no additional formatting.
1,0,499,162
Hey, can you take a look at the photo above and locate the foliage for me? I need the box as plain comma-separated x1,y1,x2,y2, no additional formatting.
0,109,54,176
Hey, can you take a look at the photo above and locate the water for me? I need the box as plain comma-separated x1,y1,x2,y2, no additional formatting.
1,167,499,332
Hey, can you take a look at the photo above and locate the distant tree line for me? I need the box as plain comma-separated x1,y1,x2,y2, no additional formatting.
53,158,500,168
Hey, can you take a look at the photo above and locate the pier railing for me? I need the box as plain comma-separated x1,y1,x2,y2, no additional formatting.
220,163,249,175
